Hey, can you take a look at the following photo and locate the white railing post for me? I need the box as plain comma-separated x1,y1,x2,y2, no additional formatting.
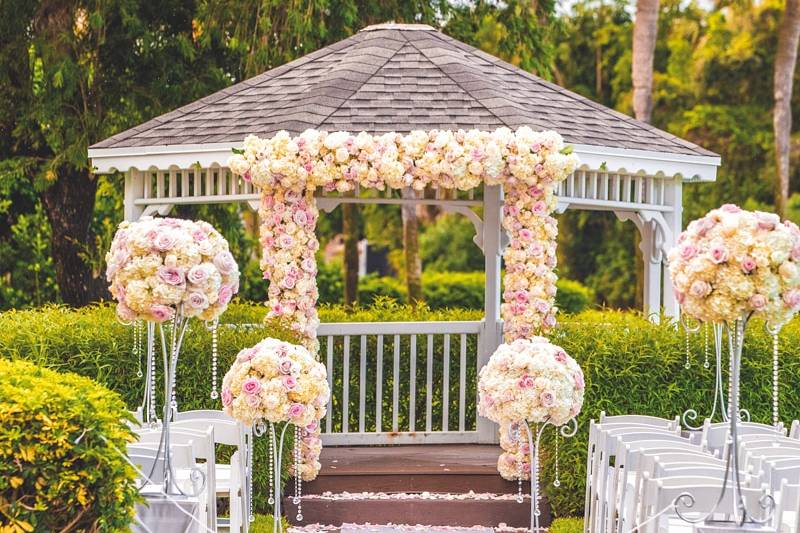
124,170,145,221
662,177,683,319
480,185,503,444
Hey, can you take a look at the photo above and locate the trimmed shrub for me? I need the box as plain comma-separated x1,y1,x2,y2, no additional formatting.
351,271,594,313
549,517,583,533
2,303,798,519
0,358,139,532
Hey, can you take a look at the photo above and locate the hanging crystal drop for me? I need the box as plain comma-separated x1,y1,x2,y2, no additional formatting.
516,451,524,504
533,441,541,517
773,329,780,427
703,322,710,369
169,315,179,410
210,320,219,400
295,426,304,521
553,433,561,487
248,427,255,523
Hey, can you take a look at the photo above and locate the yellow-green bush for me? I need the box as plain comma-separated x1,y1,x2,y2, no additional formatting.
0,359,139,532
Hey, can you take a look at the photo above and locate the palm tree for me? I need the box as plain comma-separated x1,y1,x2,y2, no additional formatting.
632,0,659,123
774,0,800,218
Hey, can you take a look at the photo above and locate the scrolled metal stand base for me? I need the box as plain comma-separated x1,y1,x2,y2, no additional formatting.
673,316,775,528
521,417,578,532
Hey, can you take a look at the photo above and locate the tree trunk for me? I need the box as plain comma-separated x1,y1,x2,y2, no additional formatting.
632,0,659,123
774,0,800,218
40,166,101,306
401,188,423,303
342,203,359,306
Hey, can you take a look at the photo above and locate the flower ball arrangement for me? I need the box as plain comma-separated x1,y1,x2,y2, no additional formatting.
478,337,585,428
106,217,240,323
667,204,800,325
221,338,330,428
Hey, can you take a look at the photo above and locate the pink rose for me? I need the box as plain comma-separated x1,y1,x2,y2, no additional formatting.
246,393,261,407
154,231,178,251
680,244,698,260
217,285,234,306
554,350,567,363
301,258,317,273
784,289,800,309
689,280,712,298
186,291,209,309
710,246,729,264
242,377,262,396
535,300,550,313
243,171,252,183
519,229,532,240
749,294,767,309
306,421,319,433
221,388,233,407
279,234,295,249
720,204,741,213
792,245,800,262
237,347,258,362
544,314,557,328
737,256,756,274
515,290,529,303
288,403,305,419
293,210,309,226
283,375,298,390
279,359,294,375
214,251,237,275
187,265,210,284
518,375,535,389
532,201,547,214
150,304,175,323
116,302,137,322
540,391,555,407
675,290,686,304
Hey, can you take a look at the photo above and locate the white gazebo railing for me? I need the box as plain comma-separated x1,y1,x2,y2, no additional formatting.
317,321,485,445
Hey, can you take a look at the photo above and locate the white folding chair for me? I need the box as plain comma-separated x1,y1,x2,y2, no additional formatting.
173,411,249,532
775,480,800,533
591,427,683,533
585,414,679,533
703,419,786,457
791,421,800,440
639,477,768,533
136,426,218,532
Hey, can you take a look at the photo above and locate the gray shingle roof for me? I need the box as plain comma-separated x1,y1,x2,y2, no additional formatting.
91,23,717,157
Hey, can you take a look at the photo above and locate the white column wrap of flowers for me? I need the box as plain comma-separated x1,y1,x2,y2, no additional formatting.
228,128,579,349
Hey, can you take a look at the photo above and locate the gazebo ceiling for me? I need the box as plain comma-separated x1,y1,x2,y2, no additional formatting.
90,23,719,180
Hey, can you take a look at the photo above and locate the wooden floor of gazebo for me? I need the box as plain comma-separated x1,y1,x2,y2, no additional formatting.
285,445,543,529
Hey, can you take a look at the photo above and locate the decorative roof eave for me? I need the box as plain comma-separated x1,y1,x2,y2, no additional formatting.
89,140,720,182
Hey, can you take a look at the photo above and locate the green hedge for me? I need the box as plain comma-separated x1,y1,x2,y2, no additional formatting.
0,358,139,532
2,303,797,519
354,271,595,314
549,517,583,533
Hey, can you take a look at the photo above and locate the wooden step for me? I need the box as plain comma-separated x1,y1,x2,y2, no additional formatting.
300,445,530,495
283,492,550,529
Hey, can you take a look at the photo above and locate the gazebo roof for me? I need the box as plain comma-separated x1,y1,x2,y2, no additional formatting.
90,23,719,180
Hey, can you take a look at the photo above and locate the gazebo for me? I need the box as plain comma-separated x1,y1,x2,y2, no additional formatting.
89,23,719,446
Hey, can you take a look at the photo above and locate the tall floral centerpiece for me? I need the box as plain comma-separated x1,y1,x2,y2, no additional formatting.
222,338,330,531
667,204,800,525
478,337,585,530
106,216,240,494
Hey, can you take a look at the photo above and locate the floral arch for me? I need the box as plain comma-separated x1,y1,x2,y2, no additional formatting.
227,127,579,351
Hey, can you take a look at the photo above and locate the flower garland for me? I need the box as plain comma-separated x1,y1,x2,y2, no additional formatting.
106,216,240,323
667,204,800,325
228,128,578,346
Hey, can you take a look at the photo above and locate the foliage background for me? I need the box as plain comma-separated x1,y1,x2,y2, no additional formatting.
2,303,798,518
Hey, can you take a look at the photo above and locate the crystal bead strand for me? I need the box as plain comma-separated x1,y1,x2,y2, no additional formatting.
148,327,157,427
515,423,524,503
210,320,219,400
532,425,541,518
248,429,255,523
772,329,780,427
684,327,691,369
169,315,179,410
267,425,275,506
703,322,710,369
294,426,303,521
553,433,561,487
135,321,143,378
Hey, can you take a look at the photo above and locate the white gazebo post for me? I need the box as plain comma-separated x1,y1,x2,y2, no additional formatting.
479,185,504,443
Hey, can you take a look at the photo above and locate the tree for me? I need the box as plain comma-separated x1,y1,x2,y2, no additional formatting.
0,0,229,306
774,0,800,218
632,0,660,122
